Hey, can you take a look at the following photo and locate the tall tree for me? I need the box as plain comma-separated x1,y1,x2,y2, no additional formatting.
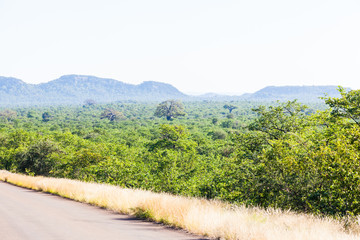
100,109,124,121
154,100,185,120
223,104,237,113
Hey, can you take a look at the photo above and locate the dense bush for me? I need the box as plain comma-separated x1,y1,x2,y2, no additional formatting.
1,91,360,218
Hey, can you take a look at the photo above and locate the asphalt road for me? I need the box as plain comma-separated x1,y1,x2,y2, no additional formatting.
0,181,208,240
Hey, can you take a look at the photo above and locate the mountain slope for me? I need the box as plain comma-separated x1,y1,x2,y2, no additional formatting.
244,85,343,102
0,75,187,105
0,77,42,104
0,75,347,105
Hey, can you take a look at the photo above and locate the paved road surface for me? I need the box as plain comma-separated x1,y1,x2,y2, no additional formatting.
0,182,208,240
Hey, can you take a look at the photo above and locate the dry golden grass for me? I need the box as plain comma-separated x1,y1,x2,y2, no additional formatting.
0,170,359,240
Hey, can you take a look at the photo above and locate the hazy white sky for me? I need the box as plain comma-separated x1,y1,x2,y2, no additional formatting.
1,0,359,94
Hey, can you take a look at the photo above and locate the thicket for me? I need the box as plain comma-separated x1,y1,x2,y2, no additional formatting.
0,90,359,219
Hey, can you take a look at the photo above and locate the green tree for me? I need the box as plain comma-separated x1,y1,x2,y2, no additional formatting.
248,100,308,140
100,109,125,121
209,129,227,140
324,87,360,127
0,109,17,121
223,104,237,113
149,124,196,152
147,124,198,195
154,100,185,120
212,117,218,125
15,140,60,176
42,112,51,122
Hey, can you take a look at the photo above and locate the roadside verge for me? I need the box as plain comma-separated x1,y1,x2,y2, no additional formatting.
0,170,358,240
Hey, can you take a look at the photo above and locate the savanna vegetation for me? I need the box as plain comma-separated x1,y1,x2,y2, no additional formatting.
0,87,359,223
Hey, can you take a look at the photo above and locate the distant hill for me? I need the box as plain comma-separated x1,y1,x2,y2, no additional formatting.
0,75,348,106
0,77,42,105
0,75,186,105
243,85,344,102
191,86,344,102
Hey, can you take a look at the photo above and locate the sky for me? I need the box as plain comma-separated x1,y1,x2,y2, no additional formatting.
0,0,359,95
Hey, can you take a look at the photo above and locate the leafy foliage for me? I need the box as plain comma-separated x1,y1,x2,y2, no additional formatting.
15,139,60,176
100,109,124,121
325,87,360,126
1,89,360,221
154,100,186,120
223,104,237,113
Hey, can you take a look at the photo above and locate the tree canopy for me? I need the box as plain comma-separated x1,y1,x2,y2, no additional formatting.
154,100,185,120
223,104,237,113
1,89,360,220
100,109,125,121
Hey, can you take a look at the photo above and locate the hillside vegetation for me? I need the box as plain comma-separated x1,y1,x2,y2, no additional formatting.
0,87,360,236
